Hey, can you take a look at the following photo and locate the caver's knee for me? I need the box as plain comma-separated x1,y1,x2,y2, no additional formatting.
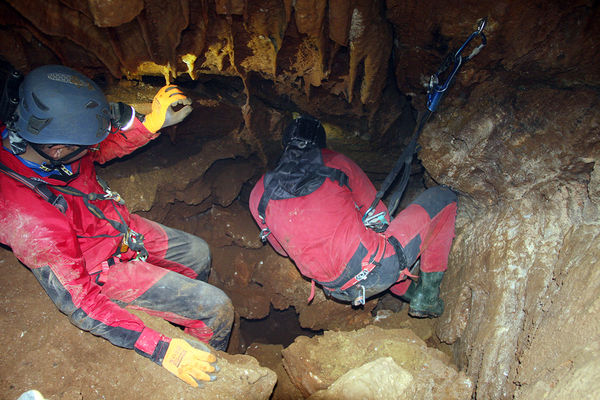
173,231,211,280
189,235,211,270
412,186,457,217
207,288,234,351
435,186,457,204
208,287,234,329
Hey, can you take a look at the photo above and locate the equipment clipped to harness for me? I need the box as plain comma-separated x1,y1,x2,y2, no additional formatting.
362,208,389,233
0,161,148,261
118,227,148,261
362,18,487,229
48,179,148,260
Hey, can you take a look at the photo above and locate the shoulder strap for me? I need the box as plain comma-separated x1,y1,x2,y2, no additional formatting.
0,160,148,259
0,161,68,213
257,147,350,221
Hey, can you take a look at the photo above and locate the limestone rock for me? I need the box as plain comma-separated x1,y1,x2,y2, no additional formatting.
420,80,600,399
245,343,305,400
308,357,416,400
99,135,252,213
281,325,473,399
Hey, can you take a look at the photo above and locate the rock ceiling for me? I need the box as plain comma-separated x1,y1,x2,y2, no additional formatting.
2,0,598,143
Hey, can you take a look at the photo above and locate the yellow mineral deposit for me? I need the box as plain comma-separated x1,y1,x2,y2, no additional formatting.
182,54,198,80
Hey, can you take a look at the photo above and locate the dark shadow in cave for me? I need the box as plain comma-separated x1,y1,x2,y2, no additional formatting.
240,305,323,350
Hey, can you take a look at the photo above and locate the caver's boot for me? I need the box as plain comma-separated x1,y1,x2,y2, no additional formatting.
400,271,445,318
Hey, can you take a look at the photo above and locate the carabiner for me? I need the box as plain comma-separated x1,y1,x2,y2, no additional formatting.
259,227,271,242
362,207,388,232
455,17,487,62
427,17,487,112
352,285,366,307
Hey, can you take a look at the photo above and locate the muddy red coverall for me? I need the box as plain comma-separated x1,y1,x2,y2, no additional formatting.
0,119,233,359
249,148,457,302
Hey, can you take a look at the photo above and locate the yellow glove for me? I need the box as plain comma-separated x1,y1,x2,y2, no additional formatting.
162,338,218,387
143,85,192,133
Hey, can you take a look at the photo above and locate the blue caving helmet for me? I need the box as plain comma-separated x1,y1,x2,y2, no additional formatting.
282,115,327,149
11,65,110,145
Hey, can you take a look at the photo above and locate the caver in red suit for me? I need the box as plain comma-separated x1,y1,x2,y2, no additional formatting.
249,116,457,318
0,65,232,387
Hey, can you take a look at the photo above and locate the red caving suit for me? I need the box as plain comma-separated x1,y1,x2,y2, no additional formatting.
0,119,232,359
249,148,457,302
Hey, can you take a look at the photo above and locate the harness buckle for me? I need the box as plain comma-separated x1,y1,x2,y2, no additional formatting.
362,207,389,233
354,268,370,282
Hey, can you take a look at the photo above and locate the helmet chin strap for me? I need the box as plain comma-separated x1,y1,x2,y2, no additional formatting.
29,142,87,177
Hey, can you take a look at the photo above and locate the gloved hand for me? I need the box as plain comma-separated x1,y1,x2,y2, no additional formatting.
142,85,192,133
162,338,218,387
109,102,136,132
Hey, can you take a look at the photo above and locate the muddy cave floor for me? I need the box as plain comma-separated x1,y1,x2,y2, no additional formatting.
0,242,448,400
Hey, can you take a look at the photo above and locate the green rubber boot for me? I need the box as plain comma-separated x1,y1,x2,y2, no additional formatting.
400,271,445,318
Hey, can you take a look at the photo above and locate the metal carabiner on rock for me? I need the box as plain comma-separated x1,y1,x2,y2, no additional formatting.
427,17,488,112
455,17,488,62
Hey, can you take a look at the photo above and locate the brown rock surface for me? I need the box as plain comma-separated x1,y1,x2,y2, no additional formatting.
419,81,600,398
245,343,305,400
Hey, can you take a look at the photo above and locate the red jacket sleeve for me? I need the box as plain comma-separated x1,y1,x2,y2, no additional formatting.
0,185,169,362
91,118,160,165
322,150,389,222
248,176,289,256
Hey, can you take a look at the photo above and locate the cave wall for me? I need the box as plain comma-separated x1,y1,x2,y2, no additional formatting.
419,82,600,398
1,1,600,399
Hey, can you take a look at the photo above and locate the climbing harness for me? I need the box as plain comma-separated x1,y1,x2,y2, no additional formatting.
362,18,487,229
340,233,388,306
0,161,148,261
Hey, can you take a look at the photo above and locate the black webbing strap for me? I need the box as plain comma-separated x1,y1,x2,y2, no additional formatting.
363,109,432,223
50,184,128,230
1,160,148,259
0,161,68,213
257,164,349,221
384,110,433,216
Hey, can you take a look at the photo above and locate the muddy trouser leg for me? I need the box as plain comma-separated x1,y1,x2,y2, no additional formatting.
386,186,458,296
100,215,234,351
321,187,457,303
